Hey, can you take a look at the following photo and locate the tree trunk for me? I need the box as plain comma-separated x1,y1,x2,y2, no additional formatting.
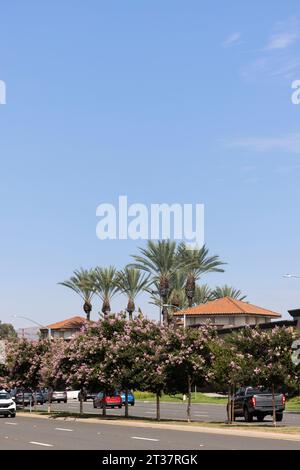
187,376,192,422
125,388,129,418
102,390,107,417
185,274,195,308
227,385,231,423
231,383,235,423
79,387,83,415
48,387,52,413
162,304,168,326
83,301,92,321
272,383,276,427
127,299,135,321
156,392,160,421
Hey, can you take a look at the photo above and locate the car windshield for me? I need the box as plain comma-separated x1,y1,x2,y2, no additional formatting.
246,387,270,394
0,392,11,400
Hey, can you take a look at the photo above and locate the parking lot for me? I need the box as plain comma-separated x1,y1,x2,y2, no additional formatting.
22,399,300,427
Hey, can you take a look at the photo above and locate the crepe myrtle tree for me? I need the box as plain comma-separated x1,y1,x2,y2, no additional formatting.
227,326,297,426
211,338,251,423
5,338,50,409
106,315,166,419
46,318,124,416
163,325,215,422
40,338,68,413
0,362,9,390
133,322,167,421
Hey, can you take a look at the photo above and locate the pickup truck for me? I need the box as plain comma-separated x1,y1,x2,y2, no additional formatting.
227,386,286,422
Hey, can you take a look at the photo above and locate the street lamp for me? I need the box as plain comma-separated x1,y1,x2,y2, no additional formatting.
12,315,52,340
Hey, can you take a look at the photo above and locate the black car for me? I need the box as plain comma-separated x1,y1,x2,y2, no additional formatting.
79,389,98,402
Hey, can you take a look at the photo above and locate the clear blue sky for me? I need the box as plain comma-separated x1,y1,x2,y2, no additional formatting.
1,1,300,328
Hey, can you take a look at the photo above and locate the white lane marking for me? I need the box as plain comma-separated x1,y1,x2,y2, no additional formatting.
29,441,54,447
199,444,204,447
195,413,209,416
5,422,18,425
145,411,156,414
131,437,159,442
55,428,73,432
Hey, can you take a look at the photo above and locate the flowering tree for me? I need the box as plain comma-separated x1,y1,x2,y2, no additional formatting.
106,315,165,419
163,325,215,422
225,326,297,425
6,339,49,390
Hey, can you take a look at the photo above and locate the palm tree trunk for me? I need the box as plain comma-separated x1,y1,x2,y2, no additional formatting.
162,304,168,326
83,301,92,321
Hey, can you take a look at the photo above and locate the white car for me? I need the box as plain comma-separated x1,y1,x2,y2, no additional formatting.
66,390,80,400
0,390,16,418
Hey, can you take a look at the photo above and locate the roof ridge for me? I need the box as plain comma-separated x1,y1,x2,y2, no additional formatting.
226,296,247,313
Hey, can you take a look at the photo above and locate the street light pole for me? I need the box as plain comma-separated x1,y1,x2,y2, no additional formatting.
12,315,52,340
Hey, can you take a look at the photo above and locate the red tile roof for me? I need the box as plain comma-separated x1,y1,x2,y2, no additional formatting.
174,297,281,318
41,316,87,330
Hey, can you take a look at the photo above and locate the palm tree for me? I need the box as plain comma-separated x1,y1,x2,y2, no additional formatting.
211,285,247,301
59,268,95,321
130,240,179,325
177,243,226,308
115,267,150,320
92,266,118,317
193,284,213,305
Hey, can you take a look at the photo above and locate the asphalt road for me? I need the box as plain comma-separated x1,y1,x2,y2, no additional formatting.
0,415,300,450
30,399,300,427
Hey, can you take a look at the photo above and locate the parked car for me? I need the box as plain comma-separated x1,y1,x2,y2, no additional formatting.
40,388,49,402
32,390,45,405
0,390,16,418
13,389,33,407
227,386,286,422
79,389,98,401
93,391,122,409
51,390,67,403
119,390,135,406
67,390,80,400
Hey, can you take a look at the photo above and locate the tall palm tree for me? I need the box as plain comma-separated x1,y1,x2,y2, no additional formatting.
115,267,150,320
130,240,179,325
193,284,213,305
92,266,118,317
177,243,226,308
59,268,95,321
212,285,247,301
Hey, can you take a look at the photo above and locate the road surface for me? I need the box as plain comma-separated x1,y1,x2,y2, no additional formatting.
0,415,300,450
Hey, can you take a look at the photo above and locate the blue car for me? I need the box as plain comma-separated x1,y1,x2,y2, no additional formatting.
120,390,135,406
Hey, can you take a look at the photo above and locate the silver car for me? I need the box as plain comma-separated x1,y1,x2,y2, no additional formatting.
51,390,67,403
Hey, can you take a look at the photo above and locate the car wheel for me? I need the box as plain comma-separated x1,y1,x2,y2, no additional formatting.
256,413,264,422
130,403,134,406
244,407,253,422
276,412,283,422
64,400,67,404
118,405,122,409
10,413,16,418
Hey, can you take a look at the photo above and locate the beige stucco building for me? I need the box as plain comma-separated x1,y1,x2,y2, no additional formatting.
174,297,281,329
